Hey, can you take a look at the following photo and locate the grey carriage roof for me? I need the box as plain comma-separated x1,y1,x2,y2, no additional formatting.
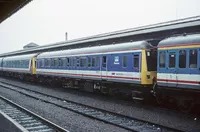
3,53,37,61
38,41,152,58
158,33,200,47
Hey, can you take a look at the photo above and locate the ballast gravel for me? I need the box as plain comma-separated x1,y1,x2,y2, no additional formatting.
0,77,200,132
0,87,129,132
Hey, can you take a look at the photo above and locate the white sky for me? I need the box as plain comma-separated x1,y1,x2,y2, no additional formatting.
0,0,200,54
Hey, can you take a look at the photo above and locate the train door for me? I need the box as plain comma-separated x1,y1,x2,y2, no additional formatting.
177,50,187,88
167,50,178,87
189,49,200,88
133,53,141,81
101,55,107,80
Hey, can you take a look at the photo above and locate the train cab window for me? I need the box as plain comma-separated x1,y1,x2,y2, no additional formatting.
88,57,91,67
123,56,127,68
96,56,100,67
92,57,95,67
133,55,139,68
102,56,107,68
179,50,186,68
159,52,166,68
189,49,198,68
169,53,176,68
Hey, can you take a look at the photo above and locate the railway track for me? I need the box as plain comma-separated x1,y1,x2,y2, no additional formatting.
0,95,69,132
0,81,181,132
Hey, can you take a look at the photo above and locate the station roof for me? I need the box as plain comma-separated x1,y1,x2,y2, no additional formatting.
1,15,200,57
0,0,32,24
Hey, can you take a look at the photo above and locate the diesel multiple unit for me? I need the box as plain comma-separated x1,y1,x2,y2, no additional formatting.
0,33,200,112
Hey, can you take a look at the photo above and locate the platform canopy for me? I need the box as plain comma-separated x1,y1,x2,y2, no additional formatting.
1,15,200,57
0,0,32,24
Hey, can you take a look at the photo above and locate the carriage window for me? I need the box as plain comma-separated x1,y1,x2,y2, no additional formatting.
189,49,197,68
169,53,176,68
69,58,73,67
179,50,186,68
66,58,69,67
62,58,66,67
80,57,86,67
55,58,59,67
159,52,166,68
88,57,91,67
123,56,127,67
48,59,51,66
58,58,62,66
134,55,139,68
76,58,80,67
73,58,76,67
44,59,47,67
102,56,107,68
71,58,73,67
96,56,100,67
92,57,95,67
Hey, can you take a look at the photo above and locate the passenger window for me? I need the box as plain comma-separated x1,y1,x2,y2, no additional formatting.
55,58,59,67
134,55,139,68
92,57,95,67
179,50,186,68
66,58,69,67
169,53,176,68
70,58,73,67
96,57,100,67
102,56,107,68
76,58,80,67
48,59,51,67
189,49,198,68
159,52,166,68
88,57,91,67
62,58,66,67
80,57,86,67
59,58,62,66
73,58,76,67
123,56,127,67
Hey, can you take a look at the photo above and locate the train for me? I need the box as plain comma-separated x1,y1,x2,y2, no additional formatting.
0,33,200,112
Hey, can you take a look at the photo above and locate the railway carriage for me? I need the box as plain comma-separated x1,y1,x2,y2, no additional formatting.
36,41,157,100
2,54,38,80
155,33,200,111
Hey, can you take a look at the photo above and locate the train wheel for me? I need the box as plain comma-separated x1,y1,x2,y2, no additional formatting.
177,100,194,113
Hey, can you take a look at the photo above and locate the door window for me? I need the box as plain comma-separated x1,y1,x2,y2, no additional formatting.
179,50,186,68
159,51,166,68
133,55,139,68
102,56,107,68
169,52,176,68
189,49,197,68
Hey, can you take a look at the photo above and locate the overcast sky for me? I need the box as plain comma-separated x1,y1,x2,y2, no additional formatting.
0,0,200,54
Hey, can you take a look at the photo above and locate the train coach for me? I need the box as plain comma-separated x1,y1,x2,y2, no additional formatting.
36,40,157,101
2,54,37,80
154,33,200,112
